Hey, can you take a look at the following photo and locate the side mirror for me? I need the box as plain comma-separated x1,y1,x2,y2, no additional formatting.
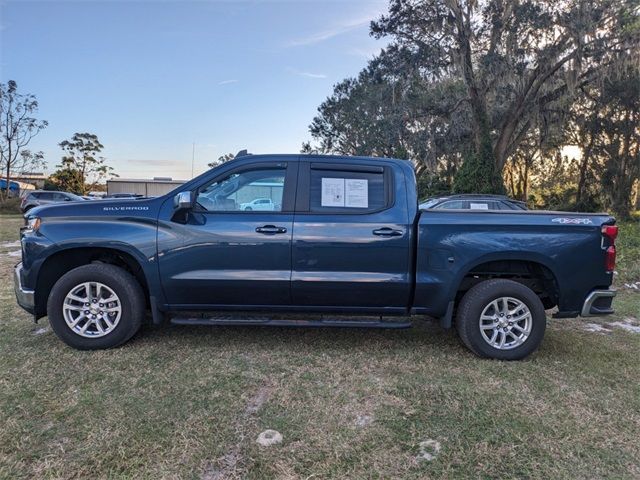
173,191,193,211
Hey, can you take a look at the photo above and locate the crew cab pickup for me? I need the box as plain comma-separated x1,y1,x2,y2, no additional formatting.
15,154,618,359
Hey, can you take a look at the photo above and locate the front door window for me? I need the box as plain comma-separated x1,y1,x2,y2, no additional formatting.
196,169,285,212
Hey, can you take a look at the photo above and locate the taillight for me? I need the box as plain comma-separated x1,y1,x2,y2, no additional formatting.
605,246,616,272
602,225,618,272
602,225,618,241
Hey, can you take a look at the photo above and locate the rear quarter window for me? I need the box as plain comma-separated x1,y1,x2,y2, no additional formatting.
309,168,387,213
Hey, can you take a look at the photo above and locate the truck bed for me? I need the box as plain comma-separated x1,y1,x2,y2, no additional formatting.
413,209,615,318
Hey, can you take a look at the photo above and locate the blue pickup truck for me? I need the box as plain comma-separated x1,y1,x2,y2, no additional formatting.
15,154,618,359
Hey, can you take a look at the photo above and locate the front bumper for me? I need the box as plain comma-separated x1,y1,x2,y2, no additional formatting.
14,262,35,314
580,289,616,317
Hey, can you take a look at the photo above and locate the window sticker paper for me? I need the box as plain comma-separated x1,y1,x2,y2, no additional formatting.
321,178,345,207
345,179,368,208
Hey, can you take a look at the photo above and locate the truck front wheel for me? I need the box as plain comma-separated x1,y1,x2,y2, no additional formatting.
455,279,546,360
47,264,145,350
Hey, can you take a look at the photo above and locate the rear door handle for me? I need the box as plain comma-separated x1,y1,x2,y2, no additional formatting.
256,225,288,235
372,227,403,237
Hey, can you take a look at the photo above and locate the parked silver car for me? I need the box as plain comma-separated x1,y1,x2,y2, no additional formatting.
20,190,85,213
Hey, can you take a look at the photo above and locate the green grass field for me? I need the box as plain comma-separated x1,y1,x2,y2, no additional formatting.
0,215,638,479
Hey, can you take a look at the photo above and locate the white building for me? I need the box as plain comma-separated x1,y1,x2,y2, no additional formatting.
106,177,186,197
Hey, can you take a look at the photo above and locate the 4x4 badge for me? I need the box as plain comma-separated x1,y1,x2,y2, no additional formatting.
552,217,593,225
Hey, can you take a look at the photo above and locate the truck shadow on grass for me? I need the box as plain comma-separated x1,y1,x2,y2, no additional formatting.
20,310,633,364
129,315,637,364
135,319,496,359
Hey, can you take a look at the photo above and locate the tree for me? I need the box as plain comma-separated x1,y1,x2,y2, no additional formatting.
0,80,48,197
56,133,115,194
207,153,235,169
584,71,639,218
10,149,47,181
305,54,472,175
307,0,639,194
372,0,638,186
47,167,85,194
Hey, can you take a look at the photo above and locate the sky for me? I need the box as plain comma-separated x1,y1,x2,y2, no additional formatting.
0,0,388,179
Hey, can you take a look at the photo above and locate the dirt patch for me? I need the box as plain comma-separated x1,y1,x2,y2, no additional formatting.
0,241,21,248
32,326,50,336
245,385,272,415
355,414,374,427
583,323,610,333
582,318,640,334
201,384,274,479
610,318,640,334
417,439,441,462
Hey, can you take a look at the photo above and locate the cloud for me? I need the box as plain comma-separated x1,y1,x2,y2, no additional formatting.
287,68,327,79
218,79,238,85
348,45,383,59
286,8,383,47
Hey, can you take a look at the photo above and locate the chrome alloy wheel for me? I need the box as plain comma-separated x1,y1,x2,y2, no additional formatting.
479,296,532,350
62,282,122,338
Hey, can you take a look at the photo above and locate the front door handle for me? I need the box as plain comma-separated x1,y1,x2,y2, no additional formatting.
372,227,403,237
256,225,288,235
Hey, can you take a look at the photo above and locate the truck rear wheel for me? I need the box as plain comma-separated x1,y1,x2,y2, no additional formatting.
47,264,145,350
455,279,546,360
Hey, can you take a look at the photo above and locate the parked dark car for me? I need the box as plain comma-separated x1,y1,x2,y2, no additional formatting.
16,154,617,359
20,190,85,213
420,194,527,211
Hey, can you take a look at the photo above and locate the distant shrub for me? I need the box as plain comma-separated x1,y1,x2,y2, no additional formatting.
452,145,505,195
417,172,452,201
529,185,603,212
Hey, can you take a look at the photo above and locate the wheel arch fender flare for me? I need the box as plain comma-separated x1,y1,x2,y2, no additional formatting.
34,242,163,318
445,251,562,306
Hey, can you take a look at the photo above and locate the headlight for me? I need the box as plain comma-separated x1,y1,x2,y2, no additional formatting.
22,217,41,234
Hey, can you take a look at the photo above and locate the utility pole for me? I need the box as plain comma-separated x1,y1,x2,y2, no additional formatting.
191,142,195,178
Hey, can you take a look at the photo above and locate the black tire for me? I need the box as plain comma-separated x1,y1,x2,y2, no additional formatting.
245,206,252,211
47,264,145,350
455,279,546,360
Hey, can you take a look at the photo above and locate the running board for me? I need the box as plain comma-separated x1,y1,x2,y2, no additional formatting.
169,313,412,329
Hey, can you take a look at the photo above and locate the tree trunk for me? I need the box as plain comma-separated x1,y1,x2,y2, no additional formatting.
576,141,594,205
450,1,493,157
4,161,10,199
523,158,530,201
614,111,634,218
